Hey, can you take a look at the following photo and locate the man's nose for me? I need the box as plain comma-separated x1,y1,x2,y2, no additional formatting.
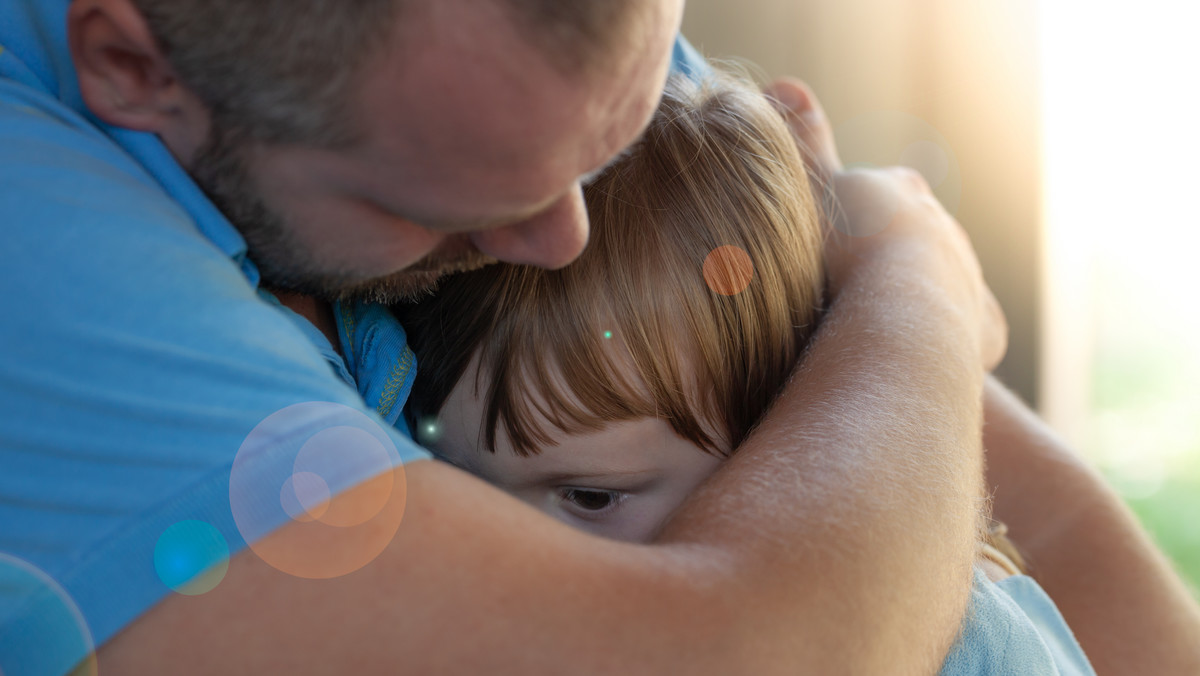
469,185,589,269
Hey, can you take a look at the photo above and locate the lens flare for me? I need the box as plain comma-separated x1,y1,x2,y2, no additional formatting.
229,402,408,580
703,245,754,296
153,520,230,595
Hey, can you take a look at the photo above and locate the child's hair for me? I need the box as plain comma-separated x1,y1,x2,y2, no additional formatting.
398,70,825,457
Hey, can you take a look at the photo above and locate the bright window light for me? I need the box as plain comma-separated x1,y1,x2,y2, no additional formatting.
1040,0,1200,586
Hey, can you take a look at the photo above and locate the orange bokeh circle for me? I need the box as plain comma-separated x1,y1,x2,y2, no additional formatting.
702,245,754,296
230,403,408,580
248,467,407,580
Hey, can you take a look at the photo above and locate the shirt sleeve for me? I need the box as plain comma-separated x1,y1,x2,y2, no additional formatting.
0,82,429,676
938,569,1097,676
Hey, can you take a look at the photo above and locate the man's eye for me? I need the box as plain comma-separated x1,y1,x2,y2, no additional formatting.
559,488,625,514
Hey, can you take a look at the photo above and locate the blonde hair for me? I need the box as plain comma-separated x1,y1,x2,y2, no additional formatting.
400,71,825,456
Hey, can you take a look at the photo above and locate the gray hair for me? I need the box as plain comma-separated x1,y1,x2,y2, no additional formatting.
132,0,640,147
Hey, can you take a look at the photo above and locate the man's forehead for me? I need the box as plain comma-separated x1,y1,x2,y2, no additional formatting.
343,0,676,222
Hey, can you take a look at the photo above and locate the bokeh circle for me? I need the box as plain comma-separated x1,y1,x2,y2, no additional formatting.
153,520,230,595
0,554,97,676
414,416,443,447
703,245,755,296
280,471,331,522
229,402,407,580
832,111,962,236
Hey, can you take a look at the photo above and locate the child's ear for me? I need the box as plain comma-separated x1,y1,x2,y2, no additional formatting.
68,0,210,162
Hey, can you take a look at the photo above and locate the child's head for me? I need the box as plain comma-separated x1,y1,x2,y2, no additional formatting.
399,70,825,542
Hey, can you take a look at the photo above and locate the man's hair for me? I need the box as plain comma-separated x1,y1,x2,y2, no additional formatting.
131,0,638,146
399,70,826,457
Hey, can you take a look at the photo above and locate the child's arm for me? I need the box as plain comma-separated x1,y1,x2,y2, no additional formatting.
984,375,1200,674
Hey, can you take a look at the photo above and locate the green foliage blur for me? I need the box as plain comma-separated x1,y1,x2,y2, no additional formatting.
1088,315,1200,600
1124,483,1200,600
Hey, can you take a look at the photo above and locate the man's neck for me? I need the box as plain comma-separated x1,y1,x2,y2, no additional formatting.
273,290,342,352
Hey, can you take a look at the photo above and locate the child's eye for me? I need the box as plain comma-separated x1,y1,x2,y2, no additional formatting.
558,488,626,515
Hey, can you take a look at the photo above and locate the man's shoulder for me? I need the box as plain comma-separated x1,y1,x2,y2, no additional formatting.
0,81,432,674
1,81,193,234
0,84,341,412
0,78,254,323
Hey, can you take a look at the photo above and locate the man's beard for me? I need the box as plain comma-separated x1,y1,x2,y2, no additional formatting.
188,125,495,304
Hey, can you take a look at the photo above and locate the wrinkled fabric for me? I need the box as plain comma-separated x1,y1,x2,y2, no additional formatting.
940,569,1096,675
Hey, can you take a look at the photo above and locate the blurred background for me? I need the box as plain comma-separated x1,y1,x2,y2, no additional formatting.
682,0,1200,595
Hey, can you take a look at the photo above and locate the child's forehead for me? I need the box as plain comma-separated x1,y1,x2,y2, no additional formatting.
431,337,727,455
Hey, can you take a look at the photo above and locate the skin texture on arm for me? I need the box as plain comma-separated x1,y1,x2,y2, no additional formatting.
984,376,1200,675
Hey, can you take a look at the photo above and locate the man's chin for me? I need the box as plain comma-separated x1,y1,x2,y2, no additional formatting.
257,254,497,306
329,270,451,305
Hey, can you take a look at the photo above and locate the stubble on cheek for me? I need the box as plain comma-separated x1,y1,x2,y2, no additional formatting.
189,128,500,304
338,247,498,304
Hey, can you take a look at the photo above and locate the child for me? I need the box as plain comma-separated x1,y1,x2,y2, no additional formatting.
400,68,823,543
398,70,1090,673
399,68,1027,553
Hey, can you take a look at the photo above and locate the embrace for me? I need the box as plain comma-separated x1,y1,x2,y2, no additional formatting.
2,1,1198,674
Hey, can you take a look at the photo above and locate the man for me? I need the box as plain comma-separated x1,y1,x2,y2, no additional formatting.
0,0,1018,673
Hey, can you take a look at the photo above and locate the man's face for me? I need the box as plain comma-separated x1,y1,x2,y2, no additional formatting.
190,0,683,303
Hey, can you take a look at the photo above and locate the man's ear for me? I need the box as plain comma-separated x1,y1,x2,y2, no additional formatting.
68,0,210,162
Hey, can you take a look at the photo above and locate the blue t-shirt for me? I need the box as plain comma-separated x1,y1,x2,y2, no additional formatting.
0,3,1092,675
0,3,430,675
